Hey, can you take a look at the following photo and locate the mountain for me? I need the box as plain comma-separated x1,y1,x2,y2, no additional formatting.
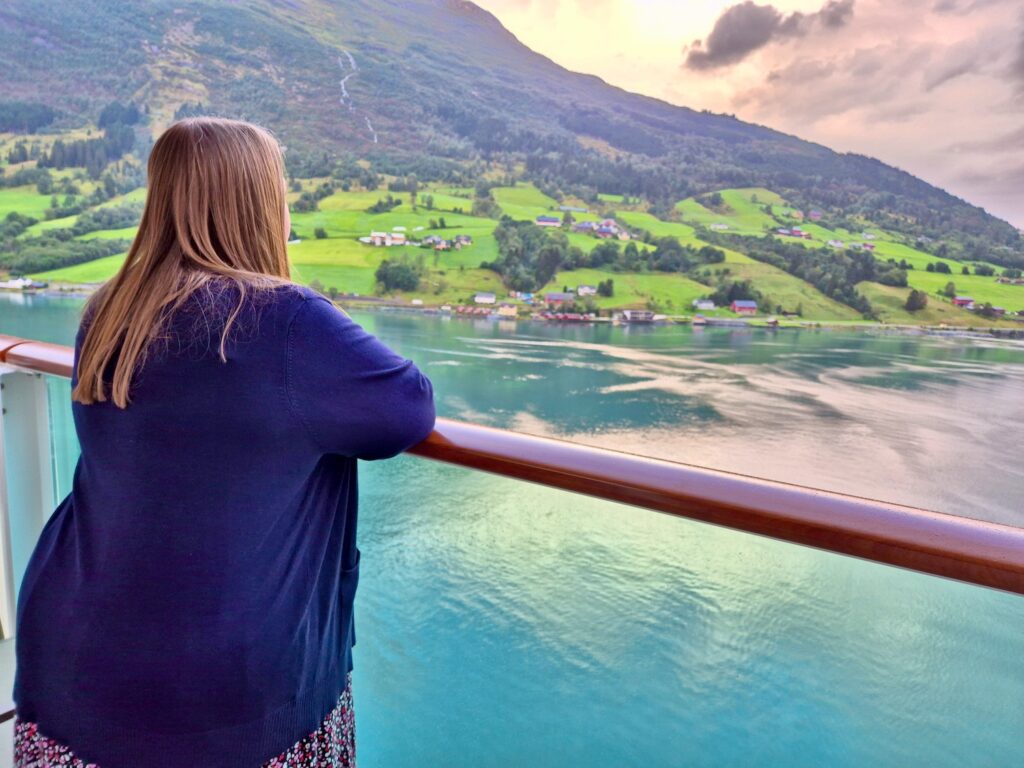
0,0,1021,262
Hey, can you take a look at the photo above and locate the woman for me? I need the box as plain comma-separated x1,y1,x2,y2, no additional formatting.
13,118,436,767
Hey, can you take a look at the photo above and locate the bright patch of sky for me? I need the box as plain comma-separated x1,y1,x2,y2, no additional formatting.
477,0,1024,227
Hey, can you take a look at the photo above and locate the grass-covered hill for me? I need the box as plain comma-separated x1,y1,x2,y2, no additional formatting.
0,0,1021,266
5,159,1020,326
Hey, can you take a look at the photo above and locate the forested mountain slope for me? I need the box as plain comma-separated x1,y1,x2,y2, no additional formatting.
0,0,1020,263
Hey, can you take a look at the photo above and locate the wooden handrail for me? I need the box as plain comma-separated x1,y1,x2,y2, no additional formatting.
2,335,1023,596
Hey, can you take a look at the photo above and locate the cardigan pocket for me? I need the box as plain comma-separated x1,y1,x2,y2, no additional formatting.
341,548,360,648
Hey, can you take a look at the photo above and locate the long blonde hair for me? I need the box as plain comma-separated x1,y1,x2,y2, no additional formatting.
73,118,291,408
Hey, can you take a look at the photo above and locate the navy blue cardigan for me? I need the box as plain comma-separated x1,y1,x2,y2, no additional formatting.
14,285,435,767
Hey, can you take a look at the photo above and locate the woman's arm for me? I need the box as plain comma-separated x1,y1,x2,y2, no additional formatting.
286,296,436,460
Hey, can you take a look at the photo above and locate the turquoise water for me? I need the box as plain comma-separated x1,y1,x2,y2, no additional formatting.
2,293,1023,766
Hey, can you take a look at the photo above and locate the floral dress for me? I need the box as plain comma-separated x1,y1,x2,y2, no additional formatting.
14,675,356,768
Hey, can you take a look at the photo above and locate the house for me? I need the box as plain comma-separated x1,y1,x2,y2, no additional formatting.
952,296,974,308
474,292,497,305
536,215,561,227
620,310,655,323
731,300,758,314
992,307,1006,317
572,221,598,233
809,210,823,221
454,234,473,246
827,239,846,249
862,243,876,251
577,285,597,296
777,228,792,236
496,304,518,318
559,205,588,213
710,223,730,231
0,277,34,290
368,231,406,247
545,292,575,305
421,235,442,246
693,299,716,311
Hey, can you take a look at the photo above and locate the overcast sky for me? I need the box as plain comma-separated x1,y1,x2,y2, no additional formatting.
475,0,1024,228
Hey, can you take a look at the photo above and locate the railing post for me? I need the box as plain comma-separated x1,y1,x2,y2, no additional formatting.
0,367,56,639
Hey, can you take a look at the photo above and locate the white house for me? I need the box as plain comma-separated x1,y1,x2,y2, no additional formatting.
577,285,597,296
0,277,34,290
474,292,497,305
693,299,716,311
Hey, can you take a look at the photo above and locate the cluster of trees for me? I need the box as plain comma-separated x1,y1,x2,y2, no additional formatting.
37,101,140,178
709,279,763,308
905,290,929,312
0,234,128,274
0,101,56,133
291,181,336,213
486,218,727,292
375,255,425,292
67,204,142,237
366,194,402,214
925,261,952,274
0,203,141,274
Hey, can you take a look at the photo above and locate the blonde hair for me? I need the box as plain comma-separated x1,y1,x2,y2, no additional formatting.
73,118,291,408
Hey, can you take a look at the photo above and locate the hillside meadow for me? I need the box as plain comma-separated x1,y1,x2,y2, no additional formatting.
13,176,1020,322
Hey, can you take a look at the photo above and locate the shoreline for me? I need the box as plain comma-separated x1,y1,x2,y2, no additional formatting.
16,286,1024,342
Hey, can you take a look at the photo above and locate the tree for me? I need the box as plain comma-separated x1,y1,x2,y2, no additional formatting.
375,257,423,292
974,264,996,276
408,174,419,209
942,281,956,298
309,279,325,295
962,265,971,275
933,261,952,274
597,279,614,297
904,289,928,312
314,227,327,239
327,286,340,300
562,211,575,229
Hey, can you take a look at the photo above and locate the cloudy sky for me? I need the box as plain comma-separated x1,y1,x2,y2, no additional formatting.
475,0,1024,228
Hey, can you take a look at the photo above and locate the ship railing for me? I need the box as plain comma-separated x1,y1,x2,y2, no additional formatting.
0,332,1023,724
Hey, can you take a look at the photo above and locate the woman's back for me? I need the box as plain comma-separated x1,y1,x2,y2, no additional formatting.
15,285,435,767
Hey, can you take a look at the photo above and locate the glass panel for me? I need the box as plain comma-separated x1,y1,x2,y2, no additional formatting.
46,376,78,501
22,381,1024,764
353,457,1024,767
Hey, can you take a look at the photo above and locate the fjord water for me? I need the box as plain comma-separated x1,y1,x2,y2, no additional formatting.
3,293,1023,766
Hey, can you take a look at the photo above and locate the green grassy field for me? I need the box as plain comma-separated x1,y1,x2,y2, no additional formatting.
0,186,57,219
856,282,1016,327
14,177,1021,322
491,183,559,221
34,253,128,283
78,226,138,241
540,268,709,311
712,248,863,320
904,271,1024,311
675,188,781,235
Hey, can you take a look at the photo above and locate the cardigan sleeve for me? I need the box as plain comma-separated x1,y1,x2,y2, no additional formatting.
286,296,436,460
